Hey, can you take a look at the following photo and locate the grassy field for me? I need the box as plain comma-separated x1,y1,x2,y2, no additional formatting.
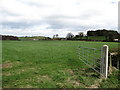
19,36,46,40
2,40,118,88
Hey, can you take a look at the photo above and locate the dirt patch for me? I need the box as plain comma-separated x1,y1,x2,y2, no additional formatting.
3,67,36,76
30,74,52,84
15,67,36,75
56,83,67,88
36,75,51,81
2,72,11,76
2,63,13,68
66,77,80,87
86,79,103,88
24,85,34,88
42,75,51,80
87,84,99,88
66,69,74,75
2,61,22,69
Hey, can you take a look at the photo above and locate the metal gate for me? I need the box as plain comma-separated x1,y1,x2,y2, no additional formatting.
78,45,109,78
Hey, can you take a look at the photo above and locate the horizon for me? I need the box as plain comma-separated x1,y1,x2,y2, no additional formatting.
1,29,119,38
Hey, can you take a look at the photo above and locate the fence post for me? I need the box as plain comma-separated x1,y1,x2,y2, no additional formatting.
100,45,109,78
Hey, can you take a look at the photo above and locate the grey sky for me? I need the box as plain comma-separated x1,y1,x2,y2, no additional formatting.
0,0,118,37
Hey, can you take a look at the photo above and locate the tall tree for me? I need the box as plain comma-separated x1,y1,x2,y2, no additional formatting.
66,33,74,40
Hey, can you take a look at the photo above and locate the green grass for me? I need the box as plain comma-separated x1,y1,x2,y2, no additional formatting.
2,40,118,88
100,70,120,88
19,36,46,40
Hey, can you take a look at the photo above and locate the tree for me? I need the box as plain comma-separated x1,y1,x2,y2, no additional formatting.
87,31,96,36
78,32,84,39
66,33,74,40
84,34,88,40
53,35,55,39
87,29,119,41
56,34,58,38
107,31,119,41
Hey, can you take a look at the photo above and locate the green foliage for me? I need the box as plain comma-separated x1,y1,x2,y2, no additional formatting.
87,30,119,41
66,33,74,40
74,36,106,41
87,36,106,40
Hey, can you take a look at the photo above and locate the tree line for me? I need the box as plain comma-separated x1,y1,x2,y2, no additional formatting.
1,29,120,42
87,29,119,41
66,29,120,41
0,35,19,40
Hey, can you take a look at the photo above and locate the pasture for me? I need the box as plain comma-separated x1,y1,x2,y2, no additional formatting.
2,40,118,88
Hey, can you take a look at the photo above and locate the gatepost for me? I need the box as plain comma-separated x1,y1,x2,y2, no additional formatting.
100,45,108,78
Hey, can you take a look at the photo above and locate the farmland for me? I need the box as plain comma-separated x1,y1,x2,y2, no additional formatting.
2,40,118,88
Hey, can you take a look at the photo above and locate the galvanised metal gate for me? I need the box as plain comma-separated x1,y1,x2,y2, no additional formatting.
78,45,109,78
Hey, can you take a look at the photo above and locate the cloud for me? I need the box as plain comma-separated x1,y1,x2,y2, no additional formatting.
0,0,119,37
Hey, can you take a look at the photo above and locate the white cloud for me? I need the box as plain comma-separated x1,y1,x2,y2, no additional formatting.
0,0,119,37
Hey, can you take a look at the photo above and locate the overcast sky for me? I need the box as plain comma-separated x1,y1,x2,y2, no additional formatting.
0,0,119,37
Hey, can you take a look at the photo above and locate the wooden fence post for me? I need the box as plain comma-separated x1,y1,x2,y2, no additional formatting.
100,45,109,78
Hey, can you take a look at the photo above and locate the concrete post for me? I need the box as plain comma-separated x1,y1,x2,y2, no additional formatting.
100,45,109,78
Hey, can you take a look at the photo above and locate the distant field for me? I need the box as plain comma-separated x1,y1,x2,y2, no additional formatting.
2,40,118,88
19,36,46,40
